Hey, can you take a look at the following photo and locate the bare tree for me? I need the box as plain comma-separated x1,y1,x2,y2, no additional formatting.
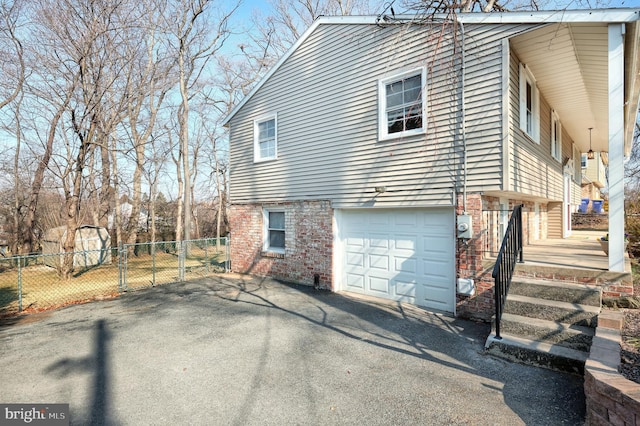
121,0,174,247
165,0,238,242
398,0,616,15
0,0,25,111
33,0,132,278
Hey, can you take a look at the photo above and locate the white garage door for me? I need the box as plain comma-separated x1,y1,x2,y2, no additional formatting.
338,208,455,313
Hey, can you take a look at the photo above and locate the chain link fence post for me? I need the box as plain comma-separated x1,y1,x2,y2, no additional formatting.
18,256,23,312
178,240,185,282
205,239,210,274
152,241,156,287
118,242,126,293
225,236,230,272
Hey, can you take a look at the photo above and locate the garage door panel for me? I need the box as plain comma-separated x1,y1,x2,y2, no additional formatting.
340,208,454,313
423,240,452,259
393,211,419,228
422,259,452,278
369,213,391,226
369,234,389,249
346,273,365,289
368,276,390,294
346,252,364,268
422,285,452,303
394,279,417,299
394,256,417,274
394,235,417,251
346,234,366,248
369,254,389,271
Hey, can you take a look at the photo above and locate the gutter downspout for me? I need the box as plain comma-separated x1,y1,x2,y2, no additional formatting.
460,19,468,214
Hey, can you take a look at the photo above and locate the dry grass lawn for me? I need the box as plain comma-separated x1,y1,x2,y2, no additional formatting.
0,245,227,316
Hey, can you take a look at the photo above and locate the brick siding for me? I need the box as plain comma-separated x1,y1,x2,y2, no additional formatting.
229,200,333,289
456,193,495,320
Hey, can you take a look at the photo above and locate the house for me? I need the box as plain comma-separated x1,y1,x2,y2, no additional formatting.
581,151,608,205
107,200,150,231
223,9,640,319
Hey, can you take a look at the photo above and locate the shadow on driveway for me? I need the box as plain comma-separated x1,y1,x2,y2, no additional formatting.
0,274,585,425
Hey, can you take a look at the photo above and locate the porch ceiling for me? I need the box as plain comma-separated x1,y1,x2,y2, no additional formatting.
510,23,610,153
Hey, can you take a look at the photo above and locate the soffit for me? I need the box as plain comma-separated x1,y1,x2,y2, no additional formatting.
510,23,609,152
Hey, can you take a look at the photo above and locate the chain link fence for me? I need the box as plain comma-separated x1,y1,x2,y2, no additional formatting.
0,238,229,317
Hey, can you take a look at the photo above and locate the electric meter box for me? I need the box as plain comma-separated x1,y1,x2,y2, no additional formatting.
457,214,473,239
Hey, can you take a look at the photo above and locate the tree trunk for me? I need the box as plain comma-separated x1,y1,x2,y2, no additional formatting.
25,97,69,255
178,56,191,244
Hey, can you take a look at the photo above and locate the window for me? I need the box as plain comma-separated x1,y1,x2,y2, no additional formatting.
254,114,277,162
551,110,562,161
378,68,426,140
519,64,540,143
581,154,588,169
573,144,581,183
263,209,285,253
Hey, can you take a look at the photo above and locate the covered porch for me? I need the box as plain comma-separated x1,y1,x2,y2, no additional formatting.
502,11,640,274
524,230,627,269
515,230,633,296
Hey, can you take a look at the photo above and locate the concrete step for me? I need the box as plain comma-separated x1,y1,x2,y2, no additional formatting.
498,312,594,352
485,332,588,375
504,294,600,327
511,262,632,291
508,278,601,307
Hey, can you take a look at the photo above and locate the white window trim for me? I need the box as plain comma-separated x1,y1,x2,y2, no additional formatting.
263,208,285,254
253,113,278,163
572,144,581,183
550,109,562,162
519,63,540,143
378,67,427,141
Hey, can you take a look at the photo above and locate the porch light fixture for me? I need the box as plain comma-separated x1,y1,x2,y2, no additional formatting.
587,128,595,160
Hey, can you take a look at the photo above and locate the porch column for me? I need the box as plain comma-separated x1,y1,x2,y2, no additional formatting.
608,23,625,273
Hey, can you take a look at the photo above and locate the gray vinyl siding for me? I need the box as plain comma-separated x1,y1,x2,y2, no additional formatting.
229,22,536,207
508,49,567,201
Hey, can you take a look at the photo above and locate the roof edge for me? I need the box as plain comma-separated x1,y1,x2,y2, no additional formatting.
222,8,640,126
455,8,639,24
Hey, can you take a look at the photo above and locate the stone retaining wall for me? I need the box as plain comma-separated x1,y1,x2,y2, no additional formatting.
585,310,640,425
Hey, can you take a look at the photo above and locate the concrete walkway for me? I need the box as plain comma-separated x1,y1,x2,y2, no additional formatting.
0,274,585,425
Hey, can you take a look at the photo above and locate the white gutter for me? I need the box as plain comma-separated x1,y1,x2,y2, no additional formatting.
222,9,640,127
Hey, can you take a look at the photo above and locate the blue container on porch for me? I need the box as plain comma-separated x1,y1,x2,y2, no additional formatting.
579,198,590,213
592,199,604,213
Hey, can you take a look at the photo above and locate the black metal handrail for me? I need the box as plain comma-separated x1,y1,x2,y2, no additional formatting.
492,204,524,340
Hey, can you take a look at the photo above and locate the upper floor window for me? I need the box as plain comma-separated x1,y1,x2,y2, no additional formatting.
378,68,426,141
254,113,277,162
551,110,562,162
519,64,540,143
573,144,581,183
263,209,285,253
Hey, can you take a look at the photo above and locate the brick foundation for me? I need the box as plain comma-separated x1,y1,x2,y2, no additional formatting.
229,200,333,289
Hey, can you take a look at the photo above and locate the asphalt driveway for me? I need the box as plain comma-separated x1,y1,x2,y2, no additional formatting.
0,274,585,425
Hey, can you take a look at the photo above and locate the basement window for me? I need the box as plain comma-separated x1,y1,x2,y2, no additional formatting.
263,209,285,254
